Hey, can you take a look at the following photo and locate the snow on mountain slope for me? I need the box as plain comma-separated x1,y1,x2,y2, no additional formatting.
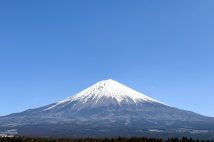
45,79,162,111
0,79,214,138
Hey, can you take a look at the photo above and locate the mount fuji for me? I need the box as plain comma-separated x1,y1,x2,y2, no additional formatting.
0,79,214,139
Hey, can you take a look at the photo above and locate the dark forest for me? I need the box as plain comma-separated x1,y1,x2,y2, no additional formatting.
0,137,213,142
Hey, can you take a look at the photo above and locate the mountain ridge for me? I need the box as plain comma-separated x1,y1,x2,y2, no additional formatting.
0,79,214,139
44,79,163,111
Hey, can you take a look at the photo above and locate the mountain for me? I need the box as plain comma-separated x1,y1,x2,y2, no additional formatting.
0,79,214,139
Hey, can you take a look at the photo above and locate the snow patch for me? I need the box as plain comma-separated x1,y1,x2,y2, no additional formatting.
45,79,162,111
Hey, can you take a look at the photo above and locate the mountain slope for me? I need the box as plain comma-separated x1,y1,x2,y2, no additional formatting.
44,79,161,112
0,79,214,139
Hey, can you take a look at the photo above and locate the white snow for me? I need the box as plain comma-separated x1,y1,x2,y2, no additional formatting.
45,79,162,111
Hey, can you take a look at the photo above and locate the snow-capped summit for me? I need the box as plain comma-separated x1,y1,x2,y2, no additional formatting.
69,79,159,103
45,79,161,111
0,79,214,138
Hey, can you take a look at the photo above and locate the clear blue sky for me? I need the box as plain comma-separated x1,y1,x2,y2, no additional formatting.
0,0,214,117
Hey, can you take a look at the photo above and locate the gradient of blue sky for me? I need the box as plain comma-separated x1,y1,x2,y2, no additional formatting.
0,0,214,117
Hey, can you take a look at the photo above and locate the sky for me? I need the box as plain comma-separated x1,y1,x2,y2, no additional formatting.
0,0,214,117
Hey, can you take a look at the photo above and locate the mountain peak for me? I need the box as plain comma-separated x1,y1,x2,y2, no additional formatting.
94,79,121,87
69,79,159,103
45,79,162,111
2,79,213,138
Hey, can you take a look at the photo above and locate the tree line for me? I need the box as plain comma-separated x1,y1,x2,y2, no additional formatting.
0,137,213,142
